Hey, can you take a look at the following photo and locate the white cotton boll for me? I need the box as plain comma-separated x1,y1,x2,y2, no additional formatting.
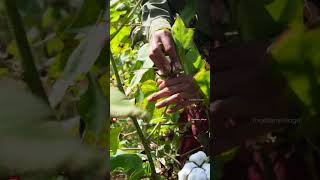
178,170,188,180
189,151,207,166
178,162,197,180
202,163,210,179
188,168,207,180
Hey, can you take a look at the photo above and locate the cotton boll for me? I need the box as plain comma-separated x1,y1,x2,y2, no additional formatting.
189,151,207,166
178,162,198,180
178,170,188,180
188,168,207,180
202,163,210,179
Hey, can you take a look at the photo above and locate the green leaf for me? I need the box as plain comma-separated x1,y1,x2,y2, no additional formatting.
180,0,196,25
271,25,311,107
42,7,61,29
77,73,108,138
0,79,104,175
110,86,149,120
46,37,64,57
172,16,194,50
111,26,131,56
271,25,320,136
110,153,144,179
172,16,206,75
49,23,108,107
137,43,152,62
194,68,210,103
233,1,281,41
110,127,122,154
126,48,154,95
266,0,303,24
70,0,101,28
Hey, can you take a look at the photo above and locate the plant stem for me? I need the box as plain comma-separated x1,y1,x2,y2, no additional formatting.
131,117,157,180
110,52,125,93
4,0,50,105
147,122,161,140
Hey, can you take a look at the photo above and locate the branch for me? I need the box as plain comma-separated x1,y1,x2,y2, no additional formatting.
4,0,50,105
131,117,157,180
110,52,125,93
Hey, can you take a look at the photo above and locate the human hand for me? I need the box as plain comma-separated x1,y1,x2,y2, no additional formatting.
147,75,201,113
149,29,181,75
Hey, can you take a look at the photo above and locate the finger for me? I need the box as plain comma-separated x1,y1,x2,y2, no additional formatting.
167,101,193,113
148,83,188,102
149,46,171,75
155,92,189,109
157,79,164,85
150,36,171,74
160,33,182,70
158,75,193,90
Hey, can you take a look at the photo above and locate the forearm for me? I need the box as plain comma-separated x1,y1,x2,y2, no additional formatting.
142,0,173,40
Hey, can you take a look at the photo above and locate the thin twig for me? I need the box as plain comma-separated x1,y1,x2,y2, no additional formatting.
147,122,161,140
122,131,137,137
179,146,203,158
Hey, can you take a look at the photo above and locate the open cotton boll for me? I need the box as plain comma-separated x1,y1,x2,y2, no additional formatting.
188,168,207,180
202,163,210,179
189,151,207,166
178,162,197,180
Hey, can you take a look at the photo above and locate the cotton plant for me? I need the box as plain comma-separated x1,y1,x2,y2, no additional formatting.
178,151,210,180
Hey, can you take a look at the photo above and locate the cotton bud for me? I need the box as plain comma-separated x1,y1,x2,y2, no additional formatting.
188,168,207,180
178,162,197,180
202,163,210,179
189,151,207,166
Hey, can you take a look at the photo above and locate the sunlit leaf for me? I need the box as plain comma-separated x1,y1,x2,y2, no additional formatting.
110,127,122,154
194,68,210,103
110,153,144,179
111,86,149,120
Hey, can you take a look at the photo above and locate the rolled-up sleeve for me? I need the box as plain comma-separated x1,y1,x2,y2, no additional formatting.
142,0,173,40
